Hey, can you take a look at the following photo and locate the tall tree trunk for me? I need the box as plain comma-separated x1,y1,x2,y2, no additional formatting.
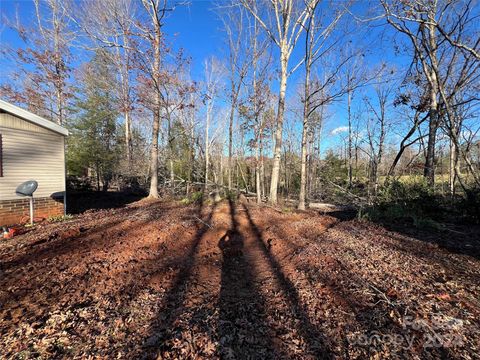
96,162,100,192
148,25,161,199
254,103,262,204
220,151,224,187
170,159,174,187
187,102,195,195
125,111,131,164
205,100,211,191
149,107,160,198
228,100,234,190
253,51,262,203
204,109,210,191
168,115,174,188
255,145,261,203
375,128,385,196
269,52,288,204
259,128,265,199
424,106,438,186
424,19,440,188
116,37,132,166
52,0,65,126
122,35,132,165
347,90,353,188
298,64,311,210
449,137,456,196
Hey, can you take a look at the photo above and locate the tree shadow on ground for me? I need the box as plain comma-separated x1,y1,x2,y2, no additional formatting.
0,201,186,328
252,208,458,359
0,201,175,272
321,209,357,222
373,219,480,260
216,199,279,358
241,202,334,359
140,198,219,358
316,204,480,260
66,191,145,214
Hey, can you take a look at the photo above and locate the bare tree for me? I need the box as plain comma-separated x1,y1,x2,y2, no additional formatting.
1,0,74,125
387,108,428,178
382,0,480,189
235,7,273,203
434,2,480,61
202,58,223,190
74,0,137,165
381,0,445,187
219,4,253,190
297,49,366,207
298,4,346,210
131,0,172,198
240,0,319,204
364,85,391,195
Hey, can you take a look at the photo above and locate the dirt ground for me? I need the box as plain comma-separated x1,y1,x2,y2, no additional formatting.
0,198,479,359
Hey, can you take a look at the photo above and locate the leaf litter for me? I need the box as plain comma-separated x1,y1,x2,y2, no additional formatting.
0,199,479,359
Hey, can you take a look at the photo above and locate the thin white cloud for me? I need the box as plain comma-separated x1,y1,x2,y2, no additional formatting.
331,126,349,135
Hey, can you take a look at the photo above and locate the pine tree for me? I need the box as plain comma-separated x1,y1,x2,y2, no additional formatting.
67,50,120,191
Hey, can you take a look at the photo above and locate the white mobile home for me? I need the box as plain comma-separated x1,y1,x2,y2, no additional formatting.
0,100,68,225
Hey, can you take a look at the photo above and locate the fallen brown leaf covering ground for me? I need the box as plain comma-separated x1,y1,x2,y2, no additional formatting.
1,198,479,359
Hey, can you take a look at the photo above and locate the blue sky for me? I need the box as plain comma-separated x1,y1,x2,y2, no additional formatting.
0,0,414,156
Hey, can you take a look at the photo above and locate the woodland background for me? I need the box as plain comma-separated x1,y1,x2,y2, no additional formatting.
1,0,479,226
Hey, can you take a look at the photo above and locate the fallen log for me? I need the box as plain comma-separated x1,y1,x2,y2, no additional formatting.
308,202,356,212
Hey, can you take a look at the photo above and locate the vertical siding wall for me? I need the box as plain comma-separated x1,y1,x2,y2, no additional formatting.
0,112,66,225
0,113,66,201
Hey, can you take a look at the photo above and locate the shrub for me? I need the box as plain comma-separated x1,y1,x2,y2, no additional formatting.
224,190,237,202
361,178,441,229
67,176,93,191
181,191,204,205
378,178,437,213
191,191,204,203
459,187,480,224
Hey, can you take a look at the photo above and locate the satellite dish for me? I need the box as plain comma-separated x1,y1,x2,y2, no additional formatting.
15,180,38,225
16,180,38,197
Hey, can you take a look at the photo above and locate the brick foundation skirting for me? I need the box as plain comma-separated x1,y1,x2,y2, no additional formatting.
0,196,65,226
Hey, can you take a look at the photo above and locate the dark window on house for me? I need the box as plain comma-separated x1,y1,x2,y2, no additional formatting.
0,134,3,177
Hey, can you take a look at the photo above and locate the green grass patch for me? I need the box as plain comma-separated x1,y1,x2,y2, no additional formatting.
181,191,204,205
